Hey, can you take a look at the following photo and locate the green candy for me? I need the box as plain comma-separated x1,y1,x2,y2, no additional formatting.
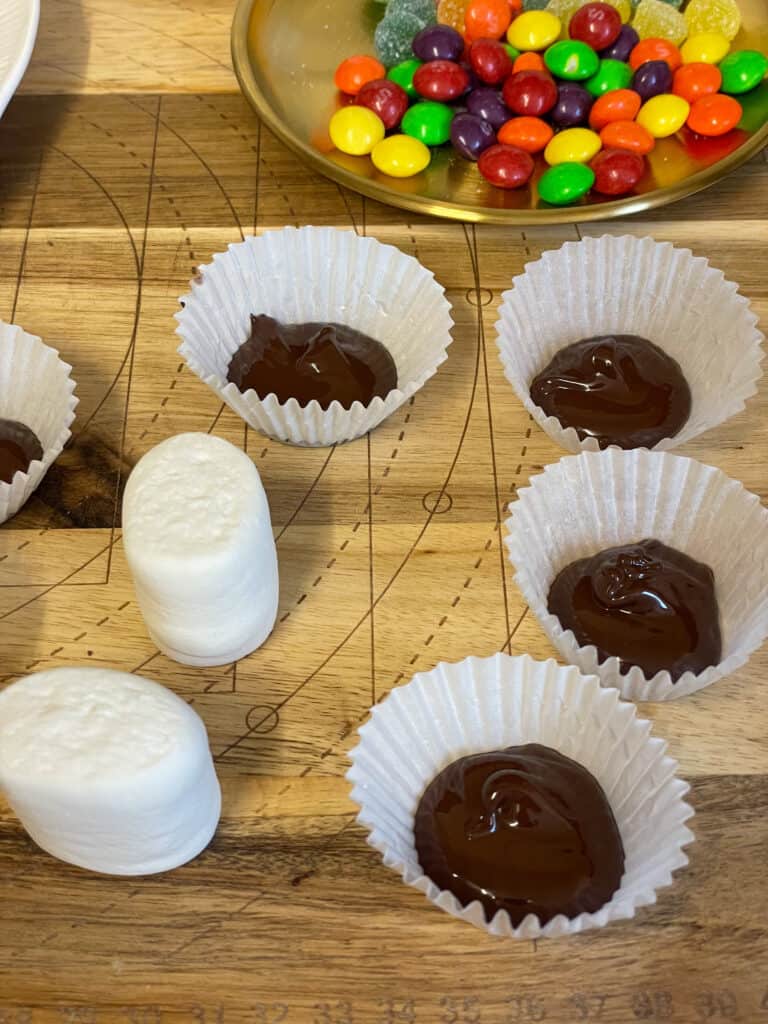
585,58,633,96
401,100,454,145
538,162,595,205
544,40,600,81
719,50,768,95
387,58,424,96
503,43,521,61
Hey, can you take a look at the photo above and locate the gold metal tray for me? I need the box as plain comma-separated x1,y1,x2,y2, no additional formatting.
232,0,768,224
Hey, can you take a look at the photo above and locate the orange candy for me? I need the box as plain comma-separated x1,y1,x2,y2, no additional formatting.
600,119,655,154
334,55,386,95
589,88,642,130
673,62,722,103
687,93,742,136
464,0,511,41
629,38,682,72
507,0,523,13
513,51,546,72
498,115,554,151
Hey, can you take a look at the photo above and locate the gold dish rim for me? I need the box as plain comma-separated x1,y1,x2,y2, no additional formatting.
231,0,768,225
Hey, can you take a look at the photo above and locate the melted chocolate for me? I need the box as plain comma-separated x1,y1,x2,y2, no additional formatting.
414,743,624,926
548,539,721,681
529,335,691,449
0,419,43,484
226,314,398,410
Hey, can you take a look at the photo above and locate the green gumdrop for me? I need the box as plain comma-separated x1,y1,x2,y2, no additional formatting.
524,0,551,8
538,162,595,205
375,11,427,66
402,100,454,144
545,40,600,81
388,0,438,23
719,50,768,95
387,58,424,96
585,58,633,96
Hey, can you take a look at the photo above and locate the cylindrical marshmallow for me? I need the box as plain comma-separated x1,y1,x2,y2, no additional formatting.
0,667,221,875
122,432,279,666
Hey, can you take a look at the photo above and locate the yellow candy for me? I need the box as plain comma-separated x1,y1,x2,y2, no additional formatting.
680,32,730,64
329,107,385,156
544,127,602,164
371,134,431,177
632,0,687,45
684,0,741,41
636,94,690,138
507,11,561,51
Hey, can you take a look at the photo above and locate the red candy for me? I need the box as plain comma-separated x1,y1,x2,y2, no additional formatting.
687,94,743,136
513,52,546,73
470,39,515,84
588,88,642,130
629,38,682,72
498,115,554,152
673,63,722,104
478,144,535,187
502,70,558,117
464,0,511,42
334,55,386,95
590,147,645,194
413,60,470,101
356,79,409,130
599,119,655,154
569,2,622,51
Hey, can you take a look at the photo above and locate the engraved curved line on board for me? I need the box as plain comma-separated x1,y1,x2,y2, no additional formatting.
52,0,234,75
214,278,482,761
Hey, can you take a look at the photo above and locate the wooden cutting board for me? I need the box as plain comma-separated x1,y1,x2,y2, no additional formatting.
0,2,766,1021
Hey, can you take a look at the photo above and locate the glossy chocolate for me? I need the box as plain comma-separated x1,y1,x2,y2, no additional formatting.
0,419,43,485
548,539,721,681
414,743,624,926
226,314,397,410
529,335,691,449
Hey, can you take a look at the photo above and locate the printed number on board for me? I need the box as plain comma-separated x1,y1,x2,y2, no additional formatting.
439,996,482,1023
631,993,674,1020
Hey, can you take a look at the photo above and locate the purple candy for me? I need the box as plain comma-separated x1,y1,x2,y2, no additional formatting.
550,83,594,128
632,59,673,100
450,112,496,160
412,24,465,63
600,24,639,63
466,87,511,130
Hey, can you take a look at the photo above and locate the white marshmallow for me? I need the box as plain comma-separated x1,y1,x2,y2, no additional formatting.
0,667,221,875
122,432,279,666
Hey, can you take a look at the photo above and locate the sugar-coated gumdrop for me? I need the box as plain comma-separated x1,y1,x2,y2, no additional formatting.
478,143,535,185
437,0,470,32
569,3,623,50
375,12,431,67
465,0,512,40
588,87,641,128
544,125,602,163
600,118,655,152
673,62,722,102
390,0,440,20
470,38,516,82
498,114,554,149
630,37,682,70
544,40,600,80
402,100,455,143
387,58,424,97
590,147,645,193
545,0,585,26
631,0,687,45
683,0,741,41
525,0,551,9
636,93,690,136
507,10,562,50
467,87,514,127
719,50,768,95
686,92,742,135
680,32,730,64
514,51,547,71
502,68,559,114
356,79,410,129
600,24,639,61
414,59,470,99
335,56,387,95
451,112,497,158
538,161,595,203
329,106,386,155
372,135,431,176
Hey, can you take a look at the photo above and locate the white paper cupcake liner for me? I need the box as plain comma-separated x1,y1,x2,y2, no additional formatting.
505,448,768,701
495,235,764,453
176,227,454,446
347,652,693,939
0,322,78,524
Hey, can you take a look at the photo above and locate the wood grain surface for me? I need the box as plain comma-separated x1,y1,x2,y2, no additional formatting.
0,1,767,1021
